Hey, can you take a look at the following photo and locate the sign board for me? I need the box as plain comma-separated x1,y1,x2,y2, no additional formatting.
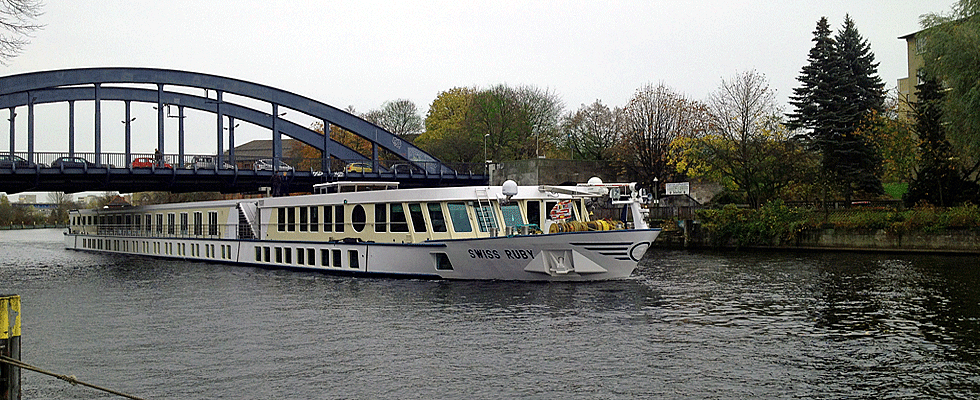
664,182,690,196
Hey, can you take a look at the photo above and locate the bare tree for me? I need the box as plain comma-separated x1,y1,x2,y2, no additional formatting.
561,100,621,160
616,82,705,190
0,0,43,62
682,70,810,207
362,99,424,140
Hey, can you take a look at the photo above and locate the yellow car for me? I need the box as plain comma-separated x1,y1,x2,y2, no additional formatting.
345,162,373,173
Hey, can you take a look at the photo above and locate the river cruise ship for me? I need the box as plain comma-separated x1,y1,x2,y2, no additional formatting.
65,178,660,281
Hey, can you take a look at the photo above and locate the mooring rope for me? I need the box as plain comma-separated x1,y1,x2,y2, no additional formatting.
0,355,147,400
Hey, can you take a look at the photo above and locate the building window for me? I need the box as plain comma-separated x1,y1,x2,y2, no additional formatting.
915,36,927,55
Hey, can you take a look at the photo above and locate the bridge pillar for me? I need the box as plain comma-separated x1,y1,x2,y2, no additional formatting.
68,101,75,157
7,108,13,157
124,101,132,167
272,103,281,171
216,91,224,167
228,116,236,168
178,105,185,167
157,84,164,163
27,94,33,164
94,83,101,166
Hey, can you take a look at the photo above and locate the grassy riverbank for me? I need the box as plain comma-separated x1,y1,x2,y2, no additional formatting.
692,201,980,249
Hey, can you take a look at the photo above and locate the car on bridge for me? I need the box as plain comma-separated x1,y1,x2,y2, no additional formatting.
132,157,172,169
50,156,96,169
185,155,216,169
254,159,293,172
0,154,35,169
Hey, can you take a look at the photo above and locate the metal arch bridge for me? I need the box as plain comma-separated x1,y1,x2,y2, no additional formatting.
0,67,487,194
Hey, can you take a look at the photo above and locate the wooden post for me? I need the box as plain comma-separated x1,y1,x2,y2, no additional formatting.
1,295,21,400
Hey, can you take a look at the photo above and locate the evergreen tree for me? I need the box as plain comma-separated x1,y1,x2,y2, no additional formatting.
787,16,886,200
905,77,980,206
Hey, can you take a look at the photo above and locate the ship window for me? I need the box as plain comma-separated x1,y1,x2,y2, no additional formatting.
264,246,270,262
255,247,261,261
276,247,283,263
287,207,296,232
300,207,308,232
133,214,140,229
390,204,408,232
126,215,132,230
156,214,164,234
428,203,447,232
310,207,319,232
447,203,471,233
352,205,366,232
323,205,333,232
285,248,292,264
545,201,557,220
180,213,189,235
321,249,329,266
374,204,387,232
278,208,286,232
334,205,345,232
474,203,496,233
501,204,523,227
168,213,176,235
526,201,540,227
307,249,315,265
332,249,342,267
194,212,203,236
409,203,427,232
146,214,152,232
208,211,219,236
434,253,453,270
349,250,359,269
297,248,305,264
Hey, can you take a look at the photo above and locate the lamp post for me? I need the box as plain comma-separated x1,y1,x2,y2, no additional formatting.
653,177,659,205
484,133,491,184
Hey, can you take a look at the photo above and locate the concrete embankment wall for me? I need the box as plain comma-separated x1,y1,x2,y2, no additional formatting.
656,225,980,254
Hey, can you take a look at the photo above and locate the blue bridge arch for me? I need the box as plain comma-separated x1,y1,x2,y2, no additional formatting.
0,67,486,194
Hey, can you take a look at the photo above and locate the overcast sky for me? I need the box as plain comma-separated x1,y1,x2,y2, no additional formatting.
5,1,950,114
0,1,955,199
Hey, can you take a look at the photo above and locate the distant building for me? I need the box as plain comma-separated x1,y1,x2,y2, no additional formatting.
897,28,927,120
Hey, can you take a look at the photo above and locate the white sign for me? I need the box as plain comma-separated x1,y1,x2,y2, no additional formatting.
664,182,690,196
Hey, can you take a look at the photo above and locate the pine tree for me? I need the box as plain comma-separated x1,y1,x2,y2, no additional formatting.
905,76,980,206
787,16,886,200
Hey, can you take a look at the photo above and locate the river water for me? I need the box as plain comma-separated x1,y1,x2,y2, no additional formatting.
1,229,978,399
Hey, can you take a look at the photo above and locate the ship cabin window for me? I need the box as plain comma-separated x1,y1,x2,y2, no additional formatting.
180,213,189,235
255,247,262,261
194,212,203,236
310,207,319,232
167,213,176,235
332,249,342,268
156,214,164,234
297,248,305,264
323,206,333,232
428,203,447,232
447,203,471,233
208,211,219,236
434,253,453,270
501,204,523,228
409,203,427,233
145,214,152,232
334,205,345,233
349,250,359,269
264,246,271,262
277,208,286,232
307,249,315,266
134,214,140,230
526,201,540,227
300,207,308,232
276,247,283,263
287,207,296,232
374,204,387,232
390,203,409,232
285,248,292,264
352,205,366,232
474,203,497,233
321,249,329,266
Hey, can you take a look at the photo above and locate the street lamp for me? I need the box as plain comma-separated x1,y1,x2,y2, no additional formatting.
484,133,491,183
653,177,659,205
